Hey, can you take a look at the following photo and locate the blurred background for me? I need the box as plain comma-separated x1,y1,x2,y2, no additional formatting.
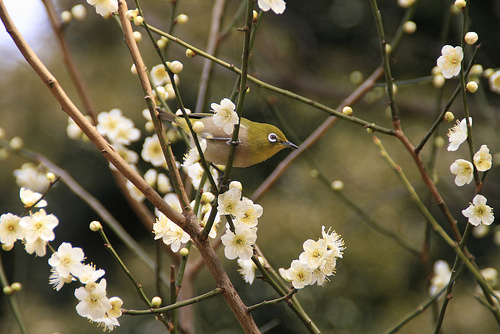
1,0,500,333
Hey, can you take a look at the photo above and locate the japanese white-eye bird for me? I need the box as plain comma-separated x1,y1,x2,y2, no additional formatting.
158,109,299,167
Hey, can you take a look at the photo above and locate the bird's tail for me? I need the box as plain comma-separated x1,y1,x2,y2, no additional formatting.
156,108,176,122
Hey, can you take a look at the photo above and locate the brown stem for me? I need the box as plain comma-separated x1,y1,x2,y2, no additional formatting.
392,120,462,242
41,0,97,122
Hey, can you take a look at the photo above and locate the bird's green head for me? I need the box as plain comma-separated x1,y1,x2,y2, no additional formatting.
245,120,299,164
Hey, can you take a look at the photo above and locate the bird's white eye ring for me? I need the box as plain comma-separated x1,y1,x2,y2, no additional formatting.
268,133,278,143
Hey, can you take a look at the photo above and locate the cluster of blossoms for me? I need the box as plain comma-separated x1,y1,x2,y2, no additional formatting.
279,227,344,289
218,181,262,261
153,192,220,252
0,190,122,331
434,32,500,95
446,117,494,227
149,64,181,103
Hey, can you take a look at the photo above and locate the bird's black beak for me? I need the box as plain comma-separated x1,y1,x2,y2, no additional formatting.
282,141,299,150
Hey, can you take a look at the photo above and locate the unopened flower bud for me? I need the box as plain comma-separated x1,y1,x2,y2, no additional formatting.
192,121,204,133
472,225,490,239
0,127,5,138
366,126,375,134
2,243,14,251
186,49,196,58
201,192,215,203
157,36,168,49
403,21,417,34
10,282,22,292
229,181,242,191
125,9,138,21
175,14,188,25
470,64,483,76
169,60,183,74
466,81,478,93
331,180,344,191
133,16,144,26
252,10,258,23
85,282,97,292
397,0,415,8
179,247,189,256
71,4,87,21
342,106,353,116
444,111,454,122
3,286,13,295
133,31,142,43
464,32,478,45
145,121,155,132
46,172,57,182
434,136,445,148
61,11,72,24
483,68,494,78
385,43,392,54
431,66,442,76
9,136,23,150
433,74,445,88
349,70,363,84
89,221,102,231
454,0,466,11
151,296,162,307
309,169,319,178
481,267,498,286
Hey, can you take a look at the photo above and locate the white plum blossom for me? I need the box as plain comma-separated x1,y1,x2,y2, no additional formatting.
75,279,112,320
462,194,494,226
97,109,140,145
86,0,118,17
473,145,492,172
436,45,463,79
0,213,23,248
49,267,75,291
141,134,165,167
450,159,474,186
48,242,85,278
112,144,139,166
279,260,313,289
321,226,345,258
429,260,452,297
258,0,286,14
237,259,257,284
220,224,257,260
78,264,106,285
185,163,218,190
151,64,169,86
211,98,239,135
153,198,190,252
182,139,207,167
19,209,58,256
19,188,47,208
234,198,263,227
489,70,500,94
126,180,145,202
217,188,244,216
13,163,49,192
447,117,471,151
299,239,331,270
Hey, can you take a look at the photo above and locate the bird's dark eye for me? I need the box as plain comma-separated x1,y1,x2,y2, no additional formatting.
268,133,278,143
